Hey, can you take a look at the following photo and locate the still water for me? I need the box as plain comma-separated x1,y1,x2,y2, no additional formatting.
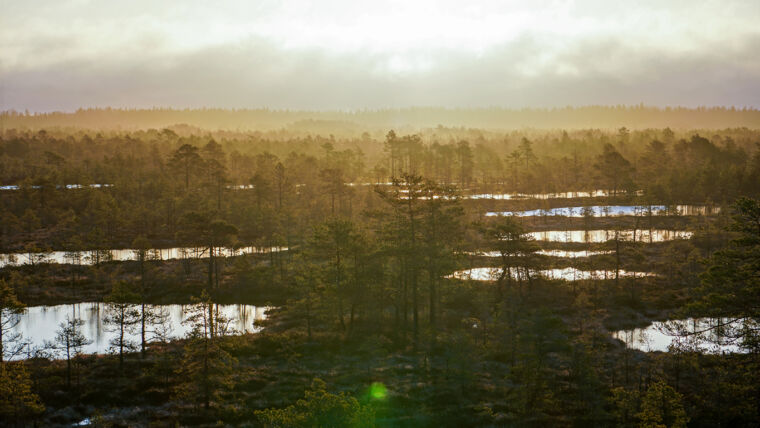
0,184,113,191
612,318,753,353
405,191,629,201
527,230,692,243
451,267,655,281
9,303,270,359
470,190,626,200
0,246,287,268
486,205,719,217
469,250,613,258
1,185,628,200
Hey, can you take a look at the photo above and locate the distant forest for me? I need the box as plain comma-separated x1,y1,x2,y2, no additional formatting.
3,106,760,132
1,124,758,254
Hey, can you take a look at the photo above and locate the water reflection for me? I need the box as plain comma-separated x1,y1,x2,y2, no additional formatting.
536,249,614,257
487,205,719,217
0,184,113,190
613,318,754,353
470,190,639,200
9,303,270,359
451,267,655,281
0,185,644,201
468,250,613,258
527,230,692,243
0,246,287,268
401,191,647,201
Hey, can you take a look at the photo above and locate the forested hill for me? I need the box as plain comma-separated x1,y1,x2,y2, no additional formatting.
3,106,760,132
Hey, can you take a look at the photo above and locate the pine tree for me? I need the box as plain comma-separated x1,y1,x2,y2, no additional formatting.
103,281,140,369
175,291,236,410
0,279,26,363
48,317,91,389
689,197,760,349
637,380,689,428
0,362,44,425
255,378,375,428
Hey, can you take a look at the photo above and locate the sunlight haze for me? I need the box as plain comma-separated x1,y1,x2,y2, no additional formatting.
2,0,758,111
2,2,760,426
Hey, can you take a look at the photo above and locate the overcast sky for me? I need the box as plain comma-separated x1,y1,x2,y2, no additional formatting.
1,0,758,112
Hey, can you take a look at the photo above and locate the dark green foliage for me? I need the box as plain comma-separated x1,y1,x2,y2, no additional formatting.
0,362,44,425
1,125,759,426
689,197,760,350
637,380,689,428
255,379,375,428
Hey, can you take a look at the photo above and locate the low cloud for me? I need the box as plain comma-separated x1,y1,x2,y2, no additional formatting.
3,34,759,111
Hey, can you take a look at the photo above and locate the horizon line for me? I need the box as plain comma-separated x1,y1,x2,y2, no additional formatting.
3,104,760,115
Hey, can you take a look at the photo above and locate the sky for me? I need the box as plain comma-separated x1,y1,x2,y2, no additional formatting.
1,0,759,112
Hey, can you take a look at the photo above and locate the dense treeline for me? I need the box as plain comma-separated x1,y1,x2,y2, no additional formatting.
1,127,758,252
3,106,760,131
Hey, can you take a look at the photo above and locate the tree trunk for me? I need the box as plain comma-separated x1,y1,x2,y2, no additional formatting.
66,340,72,389
203,336,210,409
615,232,621,287
407,193,418,349
140,254,147,358
119,308,125,369
208,245,214,291
141,303,146,358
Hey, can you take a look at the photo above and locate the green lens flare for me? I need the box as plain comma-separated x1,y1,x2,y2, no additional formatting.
369,382,387,400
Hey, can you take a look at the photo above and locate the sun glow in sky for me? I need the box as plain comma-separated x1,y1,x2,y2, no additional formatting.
1,0,758,111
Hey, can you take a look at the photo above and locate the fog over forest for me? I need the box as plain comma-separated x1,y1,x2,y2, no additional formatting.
3,106,760,132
